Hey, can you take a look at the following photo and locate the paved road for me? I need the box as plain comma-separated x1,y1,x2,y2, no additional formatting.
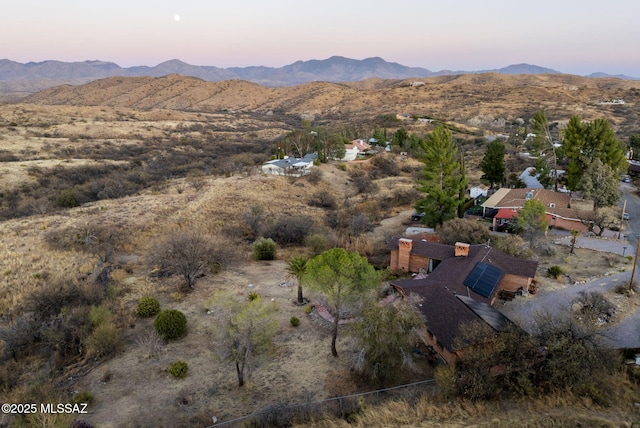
498,183,640,349
498,270,640,348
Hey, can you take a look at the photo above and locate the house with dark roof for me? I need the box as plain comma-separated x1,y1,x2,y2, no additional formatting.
388,237,538,364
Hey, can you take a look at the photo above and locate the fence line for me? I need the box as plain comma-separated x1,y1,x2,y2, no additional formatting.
208,378,435,427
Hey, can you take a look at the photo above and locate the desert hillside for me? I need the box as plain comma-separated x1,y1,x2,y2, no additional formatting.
19,73,640,137
1,73,640,427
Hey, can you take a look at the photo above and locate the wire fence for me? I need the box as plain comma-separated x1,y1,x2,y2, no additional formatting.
207,378,436,427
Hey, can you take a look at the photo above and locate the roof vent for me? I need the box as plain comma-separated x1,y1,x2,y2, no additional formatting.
525,191,534,200
549,203,555,208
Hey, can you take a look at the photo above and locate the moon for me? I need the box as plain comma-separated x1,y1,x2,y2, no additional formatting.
174,14,180,21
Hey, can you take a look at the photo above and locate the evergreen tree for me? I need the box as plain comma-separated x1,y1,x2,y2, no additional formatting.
415,126,467,227
580,159,620,214
564,116,627,191
304,248,379,357
480,140,506,188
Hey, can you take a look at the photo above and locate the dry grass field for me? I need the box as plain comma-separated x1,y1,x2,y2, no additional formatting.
1,74,640,426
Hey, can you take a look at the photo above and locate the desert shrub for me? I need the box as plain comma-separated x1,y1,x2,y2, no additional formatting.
70,421,94,428
537,241,556,256
246,402,322,428
574,291,616,324
248,291,260,301
148,230,234,289
325,210,350,230
350,213,373,237
349,169,378,195
305,233,330,255
437,218,490,245
0,316,39,362
168,360,189,379
56,188,79,208
306,168,323,185
154,309,187,340
308,190,336,209
136,296,161,317
71,392,94,405
547,265,563,279
369,155,400,178
25,280,104,320
265,215,314,245
290,316,300,327
492,234,532,258
253,237,277,260
135,331,164,360
88,304,112,327
84,322,122,358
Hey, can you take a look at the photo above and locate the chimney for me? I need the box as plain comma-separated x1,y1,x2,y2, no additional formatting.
397,238,413,271
455,242,470,257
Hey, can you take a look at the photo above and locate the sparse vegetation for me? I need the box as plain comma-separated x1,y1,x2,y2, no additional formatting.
136,296,161,318
547,265,563,279
168,360,189,379
1,77,639,426
253,237,277,260
154,309,187,340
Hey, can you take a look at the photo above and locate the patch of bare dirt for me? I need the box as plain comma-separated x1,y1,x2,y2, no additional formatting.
72,261,354,427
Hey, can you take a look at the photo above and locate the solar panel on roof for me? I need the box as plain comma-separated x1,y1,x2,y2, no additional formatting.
463,262,503,298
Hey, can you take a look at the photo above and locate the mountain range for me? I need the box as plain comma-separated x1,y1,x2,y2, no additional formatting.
1,56,637,103
2,56,637,87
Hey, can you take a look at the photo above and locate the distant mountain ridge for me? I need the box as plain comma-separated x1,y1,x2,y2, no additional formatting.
0,56,593,84
0,56,637,101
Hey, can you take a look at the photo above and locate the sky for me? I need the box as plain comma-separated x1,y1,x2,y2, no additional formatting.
2,0,639,76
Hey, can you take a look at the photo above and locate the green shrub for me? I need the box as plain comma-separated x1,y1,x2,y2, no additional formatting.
547,265,563,279
305,233,330,256
168,360,189,379
253,237,277,260
303,305,314,314
248,291,260,301
89,304,112,327
290,316,300,327
154,309,187,340
136,296,161,318
71,391,94,405
84,323,122,357
56,189,79,208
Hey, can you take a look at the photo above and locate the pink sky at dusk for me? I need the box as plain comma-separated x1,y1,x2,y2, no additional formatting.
3,0,639,77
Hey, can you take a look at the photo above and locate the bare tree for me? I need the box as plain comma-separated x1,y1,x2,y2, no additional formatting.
148,229,231,290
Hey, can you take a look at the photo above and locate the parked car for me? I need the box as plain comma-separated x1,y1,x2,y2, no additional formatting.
411,211,425,222
624,212,630,220
624,176,631,183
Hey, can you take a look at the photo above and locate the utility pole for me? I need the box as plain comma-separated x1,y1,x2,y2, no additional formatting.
619,199,627,239
630,235,639,292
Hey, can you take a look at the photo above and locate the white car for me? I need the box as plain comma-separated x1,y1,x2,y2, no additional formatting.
624,212,630,220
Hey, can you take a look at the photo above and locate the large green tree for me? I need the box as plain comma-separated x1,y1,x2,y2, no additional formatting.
564,116,628,191
304,248,379,357
516,199,549,246
580,159,620,214
415,126,468,227
480,140,506,188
